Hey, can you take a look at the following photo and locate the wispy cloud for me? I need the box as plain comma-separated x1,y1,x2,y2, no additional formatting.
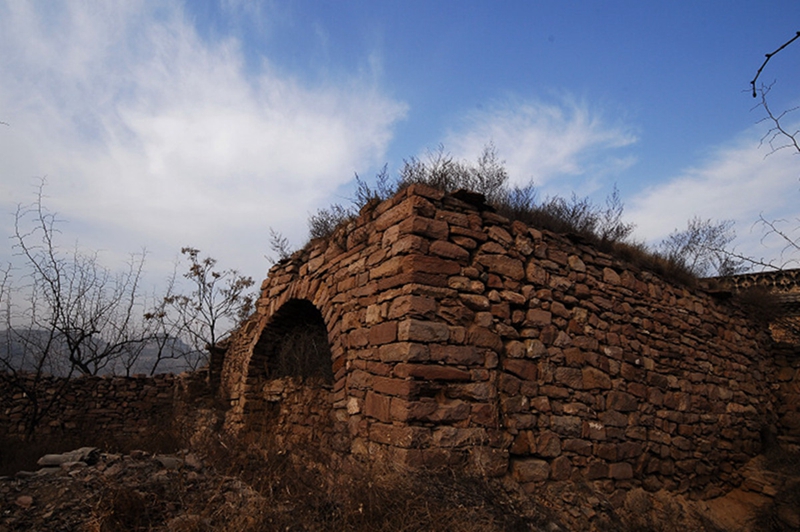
0,1,406,279
627,126,800,267
444,97,638,195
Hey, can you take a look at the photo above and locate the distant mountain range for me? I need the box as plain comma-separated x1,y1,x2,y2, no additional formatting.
0,329,201,376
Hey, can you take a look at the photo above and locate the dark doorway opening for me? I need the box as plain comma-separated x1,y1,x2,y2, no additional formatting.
251,299,333,383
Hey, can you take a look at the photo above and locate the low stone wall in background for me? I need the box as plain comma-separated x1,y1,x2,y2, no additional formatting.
0,373,182,442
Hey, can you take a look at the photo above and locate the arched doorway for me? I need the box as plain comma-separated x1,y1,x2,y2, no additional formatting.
249,298,334,384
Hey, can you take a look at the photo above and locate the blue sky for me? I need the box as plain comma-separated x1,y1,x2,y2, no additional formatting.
0,1,798,285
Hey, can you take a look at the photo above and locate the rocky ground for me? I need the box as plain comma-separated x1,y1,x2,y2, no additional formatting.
0,444,798,531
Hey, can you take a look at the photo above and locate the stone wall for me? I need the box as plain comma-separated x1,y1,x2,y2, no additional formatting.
0,184,795,499
0,373,182,441
219,184,789,498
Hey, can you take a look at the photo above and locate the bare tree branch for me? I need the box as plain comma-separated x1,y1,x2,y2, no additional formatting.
754,83,800,156
750,31,800,98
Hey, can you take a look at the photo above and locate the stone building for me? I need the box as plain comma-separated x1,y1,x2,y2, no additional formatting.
216,184,799,497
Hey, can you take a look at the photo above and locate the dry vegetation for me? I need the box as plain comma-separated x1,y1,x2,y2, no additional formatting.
7,422,793,531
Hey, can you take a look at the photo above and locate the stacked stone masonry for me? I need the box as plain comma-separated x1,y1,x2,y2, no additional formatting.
219,184,800,498
0,374,179,440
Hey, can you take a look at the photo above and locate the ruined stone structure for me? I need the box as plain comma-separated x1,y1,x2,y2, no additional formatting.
217,184,800,498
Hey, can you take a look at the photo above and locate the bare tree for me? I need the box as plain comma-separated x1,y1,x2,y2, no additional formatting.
159,247,254,363
0,183,154,436
659,217,746,277
10,189,149,375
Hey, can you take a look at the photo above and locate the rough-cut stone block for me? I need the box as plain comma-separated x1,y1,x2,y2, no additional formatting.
607,391,639,412
474,254,524,281
388,295,437,320
525,309,552,327
375,195,436,232
398,216,449,240
369,423,431,448
365,392,391,422
430,240,470,261
555,367,582,389
460,293,491,311
603,267,621,285
583,420,607,440
512,458,550,482
372,376,415,397
389,398,439,421
426,400,471,422
398,319,451,343
369,321,397,346
503,359,538,381
393,363,472,381
430,345,483,365
609,462,634,479
536,431,562,457
378,342,430,363
404,254,461,276
467,326,503,351
550,416,582,437
432,426,487,448
568,255,586,272
599,410,628,427
582,367,612,390
470,447,509,478
586,460,609,480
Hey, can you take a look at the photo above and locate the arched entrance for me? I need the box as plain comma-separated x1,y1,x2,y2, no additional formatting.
249,298,333,384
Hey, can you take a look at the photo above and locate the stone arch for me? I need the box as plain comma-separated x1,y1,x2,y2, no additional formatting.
246,298,334,388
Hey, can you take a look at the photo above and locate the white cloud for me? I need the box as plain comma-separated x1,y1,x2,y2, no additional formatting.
444,97,638,195
627,127,800,268
0,1,406,282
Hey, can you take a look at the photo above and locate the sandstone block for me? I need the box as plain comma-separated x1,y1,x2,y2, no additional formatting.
510,431,535,455
603,268,621,285
583,420,607,440
369,321,397,346
550,415,582,437
378,342,430,363
582,367,612,390
503,359,539,381
430,240,470,261
536,431,562,457
586,460,609,480
388,295,437,320
467,326,503,351
365,392,391,422
372,376,415,397
524,309,552,327
607,391,639,412
398,216,449,240
460,293,491,310
525,262,548,285
389,397,439,421
393,363,472,381
568,255,586,272
374,195,436,231
512,458,551,482
398,319,450,343
609,462,634,479
476,254,525,280
403,254,461,276
433,426,488,448
369,423,431,448
555,367,582,389
430,345,483,365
